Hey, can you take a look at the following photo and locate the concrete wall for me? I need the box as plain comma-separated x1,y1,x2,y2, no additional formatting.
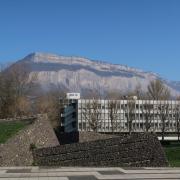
33,133,168,167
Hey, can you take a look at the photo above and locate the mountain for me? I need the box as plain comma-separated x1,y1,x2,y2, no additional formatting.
12,52,180,96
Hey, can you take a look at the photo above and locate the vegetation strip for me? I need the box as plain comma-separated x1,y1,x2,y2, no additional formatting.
163,142,180,167
0,121,27,143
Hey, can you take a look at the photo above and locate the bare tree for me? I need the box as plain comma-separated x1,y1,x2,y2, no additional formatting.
105,90,122,100
142,101,153,132
174,103,180,141
36,87,66,128
83,89,102,99
8,63,37,97
124,99,136,135
158,102,169,141
147,79,170,100
82,99,101,132
0,68,16,118
108,100,119,133
0,63,36,118
176,96,180,101
134,83,146,99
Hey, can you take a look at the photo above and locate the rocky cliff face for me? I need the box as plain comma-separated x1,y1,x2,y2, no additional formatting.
14,52,180,96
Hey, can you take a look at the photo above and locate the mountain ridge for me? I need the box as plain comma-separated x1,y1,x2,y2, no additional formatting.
23,52,155,74
10,52,180,96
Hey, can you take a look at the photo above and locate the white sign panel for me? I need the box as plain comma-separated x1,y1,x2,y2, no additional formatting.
66,93,80,99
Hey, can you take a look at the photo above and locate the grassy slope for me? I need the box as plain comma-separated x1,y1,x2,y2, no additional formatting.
163,142,180,167
0,121,27,144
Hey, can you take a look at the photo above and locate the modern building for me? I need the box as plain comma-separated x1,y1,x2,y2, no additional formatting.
60,94,180,133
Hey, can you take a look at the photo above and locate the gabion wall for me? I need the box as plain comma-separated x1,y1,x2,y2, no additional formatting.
33,133,168,167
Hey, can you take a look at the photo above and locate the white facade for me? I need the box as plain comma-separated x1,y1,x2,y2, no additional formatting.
61,98,180,133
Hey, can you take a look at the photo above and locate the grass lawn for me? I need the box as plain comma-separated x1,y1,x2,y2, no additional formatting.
0,121,27,144
163,141,180,167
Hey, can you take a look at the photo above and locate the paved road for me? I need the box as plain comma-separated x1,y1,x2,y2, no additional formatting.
0,166,180,179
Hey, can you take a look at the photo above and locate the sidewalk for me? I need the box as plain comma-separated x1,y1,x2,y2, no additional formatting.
0,166,180,179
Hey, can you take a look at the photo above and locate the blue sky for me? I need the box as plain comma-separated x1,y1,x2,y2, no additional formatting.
0,0,180,80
